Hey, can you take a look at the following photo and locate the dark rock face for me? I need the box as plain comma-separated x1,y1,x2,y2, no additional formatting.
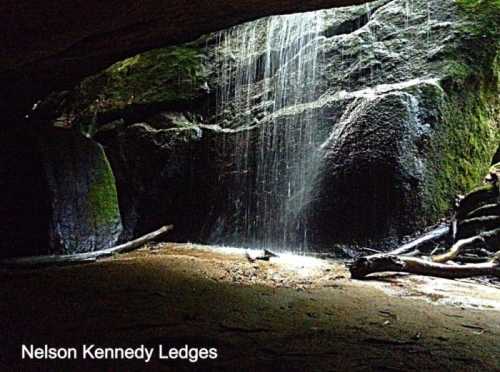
202,0,499,247
98,122,219,242
311,89,436,244
0,0,371,118
38,0,499,251
0,126,123,258
38,128,123,254
492,147,500,165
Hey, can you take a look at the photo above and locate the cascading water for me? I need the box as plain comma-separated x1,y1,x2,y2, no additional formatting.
207,0,438,252
211,12,325,252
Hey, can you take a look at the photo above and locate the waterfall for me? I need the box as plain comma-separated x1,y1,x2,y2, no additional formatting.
212,11,325,252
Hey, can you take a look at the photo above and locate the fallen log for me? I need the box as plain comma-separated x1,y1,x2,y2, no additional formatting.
458,255,492,263
0,225,173,269
431,235,484,263
431,228,500,264
349,254,500,279
388,225,449,256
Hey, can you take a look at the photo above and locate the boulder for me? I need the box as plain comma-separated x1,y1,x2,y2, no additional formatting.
310,84,438,245
98,121,219,242
38,128,123,254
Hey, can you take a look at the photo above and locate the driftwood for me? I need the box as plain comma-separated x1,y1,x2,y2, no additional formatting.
387,225,449,256
245,249,279,262
350,228,500,279
349,163,500,280
350,254,500,279
0,225,173,269
431,236,484,263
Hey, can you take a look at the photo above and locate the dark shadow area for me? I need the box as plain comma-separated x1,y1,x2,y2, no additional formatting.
0,126,51,258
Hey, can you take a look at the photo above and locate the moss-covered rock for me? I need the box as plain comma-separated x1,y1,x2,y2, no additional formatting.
423,0,500,222
308,0,500,246
57,44,210,136
38,128,123,254
455,0,500,40
87,47,207,108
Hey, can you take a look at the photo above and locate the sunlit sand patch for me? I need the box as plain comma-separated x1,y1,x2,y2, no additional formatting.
360,274,500,311
184,243,334,280
131,242,500,311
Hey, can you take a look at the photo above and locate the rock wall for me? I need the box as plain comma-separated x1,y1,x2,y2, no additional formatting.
0,125,123,258
205,0,499,247
51,0,498,250
97,121,220,242
306,0,499,246
1,0,373,118
38,128,123,254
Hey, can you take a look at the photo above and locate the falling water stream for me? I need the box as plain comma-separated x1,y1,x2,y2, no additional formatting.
209,1,434,253
212,12,325,252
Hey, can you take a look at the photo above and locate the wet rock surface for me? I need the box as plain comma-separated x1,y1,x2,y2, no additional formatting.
39,128,123,254
33,0,499,252
98,122,219,242
0,126,123,257
311,85,438,243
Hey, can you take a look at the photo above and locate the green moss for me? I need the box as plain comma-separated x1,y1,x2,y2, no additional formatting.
65,44,208,135
455,0,500,39
87,147,121,227
444,61,473,84
425,36,499,220
426,89,499,217
93,46,207,109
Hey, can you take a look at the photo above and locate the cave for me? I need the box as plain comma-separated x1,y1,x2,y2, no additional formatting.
1,0,499,371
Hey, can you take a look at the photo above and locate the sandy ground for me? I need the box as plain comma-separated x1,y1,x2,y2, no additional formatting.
0,243,499,371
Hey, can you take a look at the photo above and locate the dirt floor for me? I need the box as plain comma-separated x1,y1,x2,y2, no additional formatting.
0,243,499,371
